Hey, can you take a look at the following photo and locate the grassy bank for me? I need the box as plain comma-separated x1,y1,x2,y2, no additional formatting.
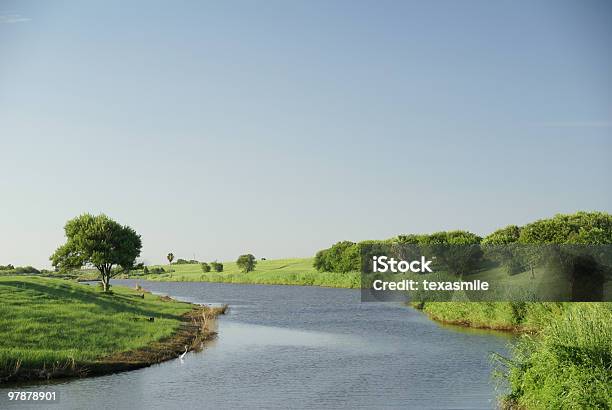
502,303,612,409
417,301,612,408
0,276,220,382
129,257,361,288
416,302,567,332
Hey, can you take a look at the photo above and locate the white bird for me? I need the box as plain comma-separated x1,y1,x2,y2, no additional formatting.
179,345,188,361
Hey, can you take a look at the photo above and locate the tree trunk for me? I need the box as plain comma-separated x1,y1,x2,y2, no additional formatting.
102,275,110,292
96,265,112,292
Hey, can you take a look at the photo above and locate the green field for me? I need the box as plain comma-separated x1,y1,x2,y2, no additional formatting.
0,276,194,379
131,257,361,288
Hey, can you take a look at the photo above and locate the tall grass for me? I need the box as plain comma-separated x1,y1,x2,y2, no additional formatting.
499,303,612,409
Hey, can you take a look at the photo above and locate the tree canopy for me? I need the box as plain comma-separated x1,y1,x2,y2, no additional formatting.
50,214,142,292
236,254,257,273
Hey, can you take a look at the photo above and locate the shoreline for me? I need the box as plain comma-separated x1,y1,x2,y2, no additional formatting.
411,302,543,334
122,276,358,290
418,309,530,333
1,304,226,384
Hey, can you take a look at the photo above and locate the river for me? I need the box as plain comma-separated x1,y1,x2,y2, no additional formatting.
0,280,512,409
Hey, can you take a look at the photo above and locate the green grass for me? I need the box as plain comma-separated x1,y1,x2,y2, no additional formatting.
130,257,361,288
501,303,612,409
0,276,193,375
418,302,567,331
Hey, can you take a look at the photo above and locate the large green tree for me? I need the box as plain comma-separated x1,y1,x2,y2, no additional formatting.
50,214,142,292
236,254,257,273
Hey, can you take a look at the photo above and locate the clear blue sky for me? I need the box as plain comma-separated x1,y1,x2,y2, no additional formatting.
1,0,611,267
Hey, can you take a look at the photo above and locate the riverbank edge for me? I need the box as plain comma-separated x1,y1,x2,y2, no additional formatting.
1,303,227,383
410,302,534,334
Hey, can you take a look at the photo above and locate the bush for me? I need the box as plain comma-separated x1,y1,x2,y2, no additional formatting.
10,266,40,274
210,262,223,272
201,262,211,273
313,249,331,272
313,241,360,273
0,264,15,271
236,254,257,273
174,258,200,265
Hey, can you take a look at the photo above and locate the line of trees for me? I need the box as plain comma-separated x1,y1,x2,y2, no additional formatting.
45,211,609,297
482,212,612,300
201,261,224,272
314,231,483,275
314,211,611,273
0,264,41,274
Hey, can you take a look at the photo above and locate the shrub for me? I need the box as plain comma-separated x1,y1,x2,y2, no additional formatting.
210,262,223,272
236,254,257,273
201,262,211,273
313,241,360,273
313,249,331,272
175,258,200,265
11,266,40,274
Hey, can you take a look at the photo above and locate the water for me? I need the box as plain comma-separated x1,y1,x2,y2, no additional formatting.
0,281,512,409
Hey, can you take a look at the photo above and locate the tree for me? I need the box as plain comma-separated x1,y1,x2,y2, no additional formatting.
323,241,361,273
419,231,482,276
167,252,174,265
236,254,257,273
517,212,612,300
201,262,211,272
313,249,330,272
482,225,523,275
50,214,142,292
210,261,223,272
482,225,521,245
